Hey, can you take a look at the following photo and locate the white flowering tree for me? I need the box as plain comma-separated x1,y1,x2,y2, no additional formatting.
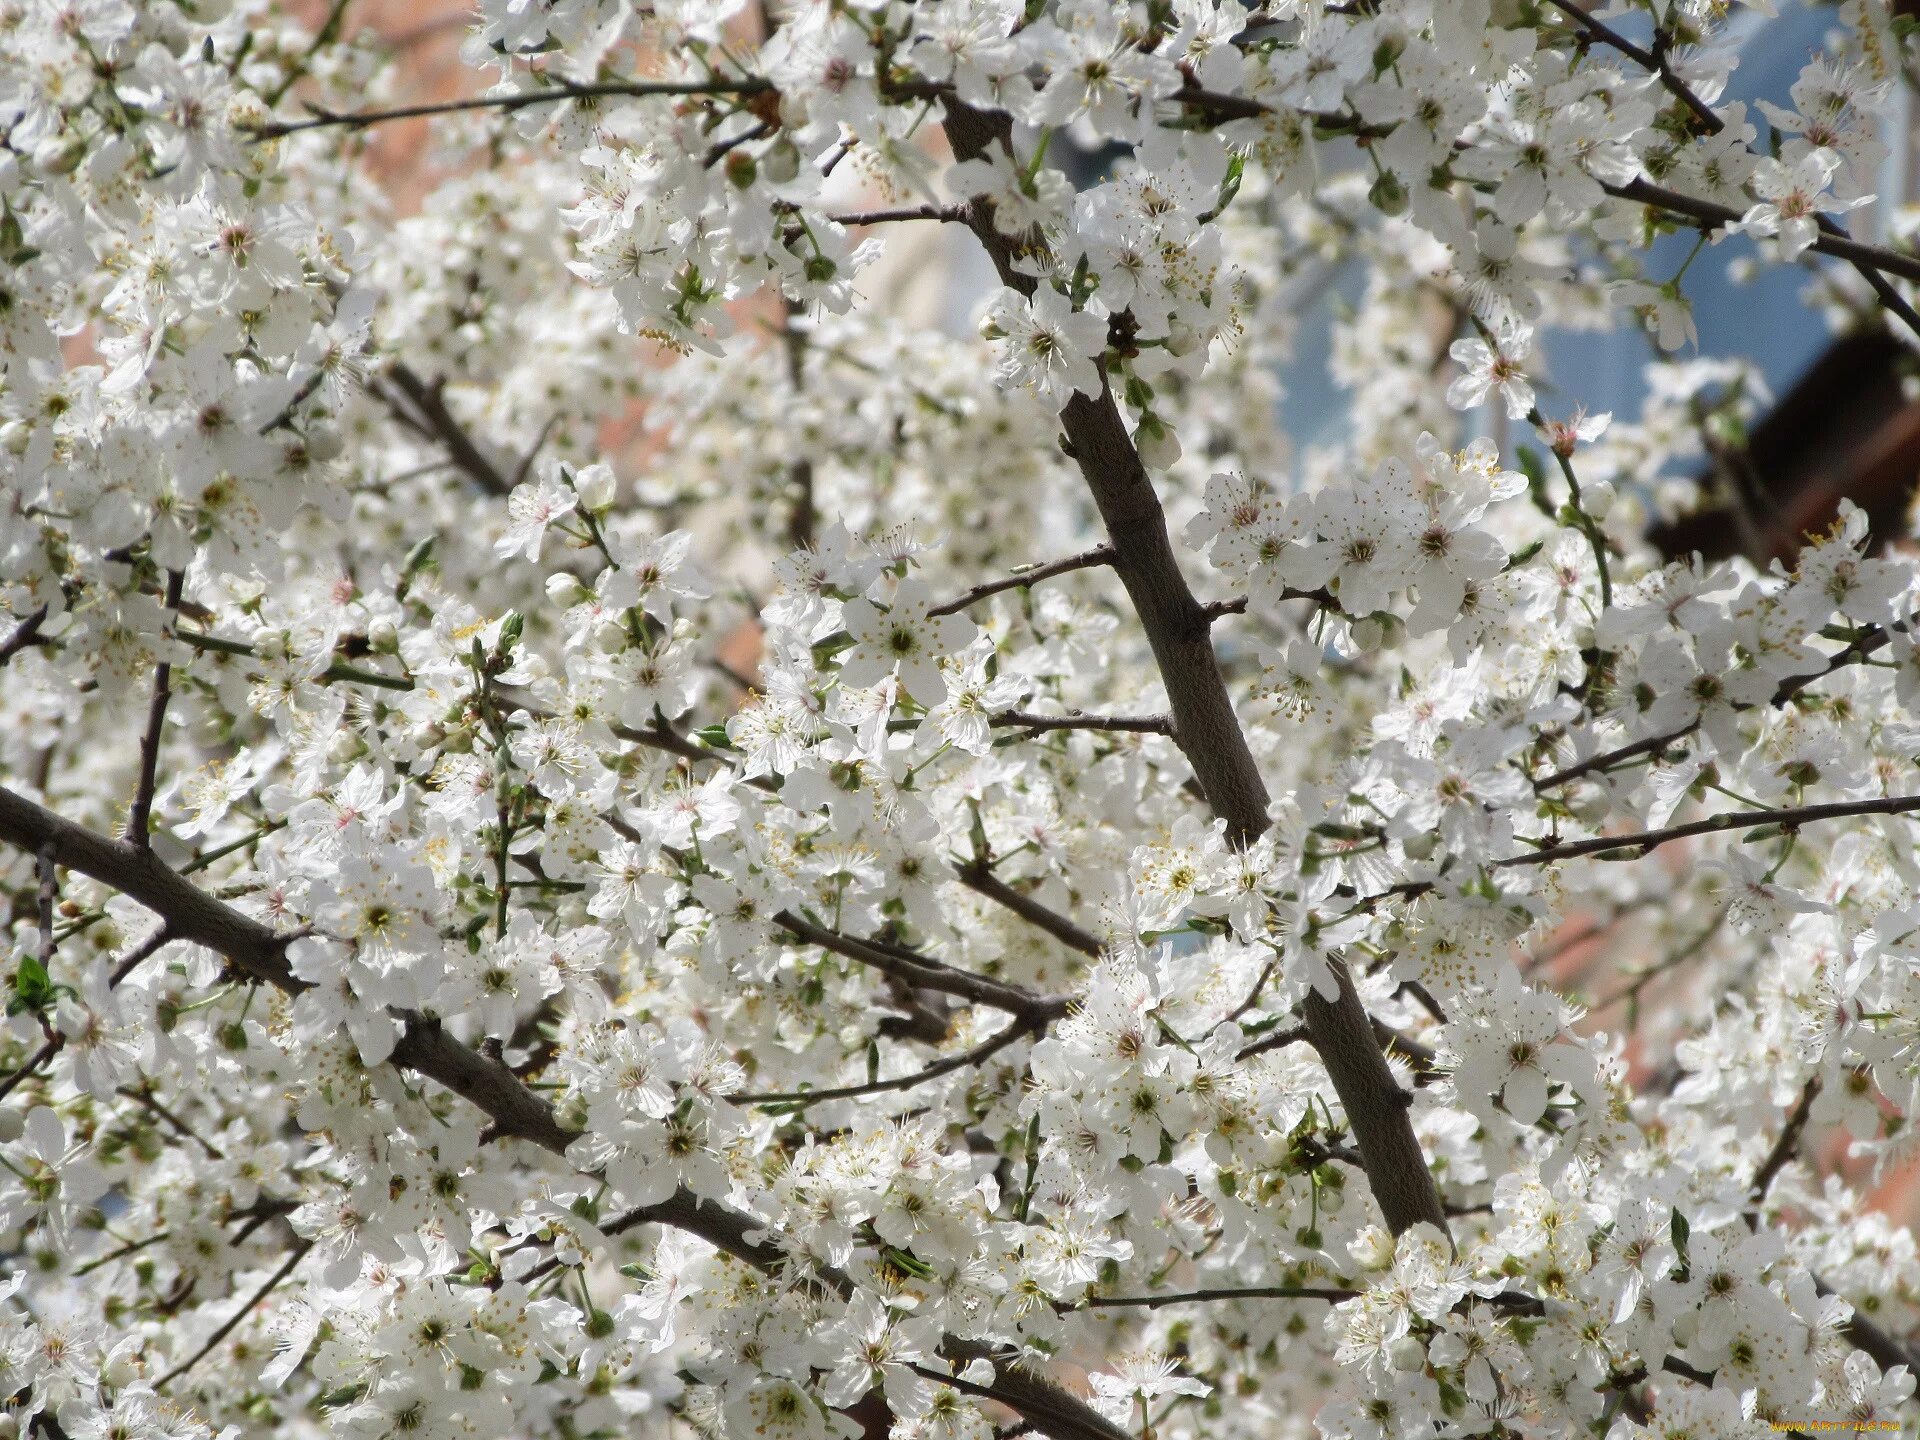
9,0,1920,1437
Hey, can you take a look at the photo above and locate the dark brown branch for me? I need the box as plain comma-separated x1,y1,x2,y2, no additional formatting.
1817,1275,1920,1378
1495,793,1920,870
154,1239,314,1390
1171,79,1920,302
375,365,515,496
728,1019,1037,1106
248,78,772,139
1535,626,1891,793
829,205,969,227
776,908,1067,1021
1235,1024,1309,1060
929,545,1116,616
125,569,183,848
1604,176,1920,287
1542,1,1920,339
1746,1076,1821,1218
1081,1285,1357,1309
992,710,1173,736
1542,1,1715,130
118,1084,225,1159
0,787,1144,1440
0,607,49,668
952,860,1103,958
0,926,174,1103
943,96,1450,1242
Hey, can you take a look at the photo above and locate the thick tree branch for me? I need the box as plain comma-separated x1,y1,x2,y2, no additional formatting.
942,97,1450,1242
0,784,1134,1440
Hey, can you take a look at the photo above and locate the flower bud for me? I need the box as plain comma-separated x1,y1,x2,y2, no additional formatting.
367,617,397,651
546,572,583,606
1387,1336,1428,1372
574,462,616,511
1368,171,1408,217
1569,782,1611,829
1581,479,1615,519
1135,415,1182,471
1164,321,1201,357
306,425,344,462
1351,615,1388,651
761,138,801,184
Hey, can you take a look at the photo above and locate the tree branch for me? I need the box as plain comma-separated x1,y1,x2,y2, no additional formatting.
248,78,772,139
942,96,1451,1242
154,1239,314,1391
776,908,1067,1022
952,860,1103,959
992,710,1174,736
125,570,183,848
0,784,1137,1440
727,1018,1037,1107
0,607,49,668
929,544,1116,617
1081,1285,1357,1309
1746,1076,1820,1220
374,365,515,496
1495,793,1920,870
0,926,175,1103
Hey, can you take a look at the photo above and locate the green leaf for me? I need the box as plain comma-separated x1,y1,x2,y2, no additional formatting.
10,954,52,1014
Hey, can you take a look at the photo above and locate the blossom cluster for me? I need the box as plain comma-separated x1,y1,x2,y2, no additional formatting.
4,3,1920,1440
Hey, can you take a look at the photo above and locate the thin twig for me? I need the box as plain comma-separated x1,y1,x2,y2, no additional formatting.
929,546,1116,617
992,710,1174,736
776,909,1066,1020
154,1240,314,1390
1495,793,1920,870
828,205,969,227
117,1085,226,1159
952,861,1103,958
374,365,514,496
1745,1076,1821,1220
126,570,184,848
0,926,174,1103
248,78,772,139
1081,1285,1358,1310
727,1019,1037,1106
0,607,49,668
